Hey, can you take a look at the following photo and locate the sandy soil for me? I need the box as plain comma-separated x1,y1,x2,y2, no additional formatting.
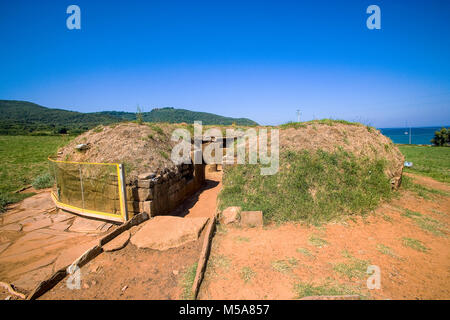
199,173,450,300
41,227,205,300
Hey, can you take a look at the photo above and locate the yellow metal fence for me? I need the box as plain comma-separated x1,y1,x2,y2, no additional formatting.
48,158,128,223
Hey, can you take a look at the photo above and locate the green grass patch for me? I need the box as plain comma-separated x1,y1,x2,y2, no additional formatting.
402,209,423,219
0,192,35,213
272,257,298,274
210,254,231,271
401,209,447,237
401,237,429,253
279,119,362,130
219,149,392,224
0,135,71,212
147,123,164,135
235,236,250,242
32,172,54,190
398,145,450,183
402,176,450,199
180,262,198,300
296,247,315,258
294,281,360,299
159,150,169,159
308,234,329,248
376,244,397,258
333,256,370,280
240,266,256,283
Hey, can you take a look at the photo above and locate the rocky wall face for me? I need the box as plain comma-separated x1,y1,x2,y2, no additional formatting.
127,163,205,216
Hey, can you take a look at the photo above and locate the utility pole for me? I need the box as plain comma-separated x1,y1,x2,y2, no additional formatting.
405,121,412,145
296,110,301,123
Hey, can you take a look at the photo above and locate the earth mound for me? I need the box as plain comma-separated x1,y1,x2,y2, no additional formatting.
279,121,404,188
219,120,405,224
57,122,182,182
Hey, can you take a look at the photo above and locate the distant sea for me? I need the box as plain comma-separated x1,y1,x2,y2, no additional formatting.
378,126,449,145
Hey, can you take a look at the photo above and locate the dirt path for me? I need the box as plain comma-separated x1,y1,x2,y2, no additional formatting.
40,170,223,300
199,173,450,300
171,171,222,218
404,172,450,193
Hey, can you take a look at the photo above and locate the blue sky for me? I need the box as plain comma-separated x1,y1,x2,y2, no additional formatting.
0,0,449,127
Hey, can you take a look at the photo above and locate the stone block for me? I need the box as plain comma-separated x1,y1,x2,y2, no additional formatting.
138,172,156,180
135,187,153,201
136,179,154,188
220,206,241,225
240,211,263,227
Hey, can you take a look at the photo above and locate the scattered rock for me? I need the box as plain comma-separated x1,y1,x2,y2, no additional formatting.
75,143,90,151
220,207,241,225
138,172,156,180
240,211,263,227
103,231,130,252
130,216,208,251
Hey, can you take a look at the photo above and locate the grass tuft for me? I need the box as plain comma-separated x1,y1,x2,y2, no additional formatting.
333,255,370,280
296,247,315,258
402,237,429,253
32,172,54,189
240,267,256,283
294,281,360,299
235,236,250,242
180,262,198,299
402,209,447,237
308,234,329,248
376,244,397,258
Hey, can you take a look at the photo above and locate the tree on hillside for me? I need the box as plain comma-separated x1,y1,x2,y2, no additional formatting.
431,127,450,146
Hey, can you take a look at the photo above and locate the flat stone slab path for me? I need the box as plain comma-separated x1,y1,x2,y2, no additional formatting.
131,216,208,251
0,191,115,295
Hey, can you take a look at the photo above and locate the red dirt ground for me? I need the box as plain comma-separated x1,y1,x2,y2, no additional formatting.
199,173,450,300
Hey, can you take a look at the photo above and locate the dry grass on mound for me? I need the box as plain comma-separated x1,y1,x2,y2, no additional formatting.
57,122,182,181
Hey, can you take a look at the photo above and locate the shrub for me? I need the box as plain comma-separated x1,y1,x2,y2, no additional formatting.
32,172,54,189
136,105,144,125
431,127,450,146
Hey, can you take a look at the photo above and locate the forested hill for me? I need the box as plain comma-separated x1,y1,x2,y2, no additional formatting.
95,107,257,126
0,100,258,135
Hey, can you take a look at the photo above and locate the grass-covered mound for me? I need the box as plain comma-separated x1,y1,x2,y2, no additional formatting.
219,149,392,224
219,120,404,224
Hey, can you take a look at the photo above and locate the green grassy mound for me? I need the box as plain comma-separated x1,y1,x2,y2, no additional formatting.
219,149,393,224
